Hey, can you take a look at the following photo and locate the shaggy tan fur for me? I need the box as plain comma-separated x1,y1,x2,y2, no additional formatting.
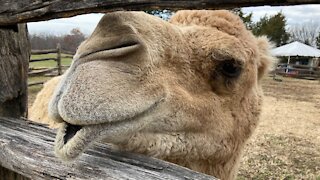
30,10,275,180
29,76,61,128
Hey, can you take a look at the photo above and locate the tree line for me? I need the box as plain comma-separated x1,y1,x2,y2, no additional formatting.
29,9,320,53
29,28,85,53
233,8,320,48
145,9,320,48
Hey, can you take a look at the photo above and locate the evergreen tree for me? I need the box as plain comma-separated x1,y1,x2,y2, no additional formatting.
145,10,173,20
304,39,310,46
252,12,290,47
232,8,253,30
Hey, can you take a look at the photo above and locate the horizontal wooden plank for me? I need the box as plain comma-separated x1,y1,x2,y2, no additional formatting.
28,68,57,76
0,0,320,25
28,81,45,86
0,117,216,179
277,72,320,77
61,55,73,59
300,73,319,77
292,65,320,69
29,58,57,62
278,63,320,69
276,68,320,74
31,49,57,55
61,50,75,55
29,67,50,70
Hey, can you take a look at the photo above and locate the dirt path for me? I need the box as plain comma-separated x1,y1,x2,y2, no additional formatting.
238,77,320,179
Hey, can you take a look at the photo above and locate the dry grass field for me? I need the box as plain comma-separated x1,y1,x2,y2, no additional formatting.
238,77,320,179
27,75,320,179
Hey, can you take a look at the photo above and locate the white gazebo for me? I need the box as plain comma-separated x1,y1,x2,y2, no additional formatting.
271,41,320,67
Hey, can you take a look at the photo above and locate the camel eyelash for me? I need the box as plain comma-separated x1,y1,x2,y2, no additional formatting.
211,51,243,78
210,59,243,94
218,59,243,79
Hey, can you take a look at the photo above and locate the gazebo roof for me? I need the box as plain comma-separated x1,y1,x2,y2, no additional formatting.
271,41,320,57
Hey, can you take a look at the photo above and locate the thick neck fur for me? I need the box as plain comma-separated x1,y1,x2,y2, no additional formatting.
165,148,242,180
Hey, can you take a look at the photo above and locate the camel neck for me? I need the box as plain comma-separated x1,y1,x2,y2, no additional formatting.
165,150,242,180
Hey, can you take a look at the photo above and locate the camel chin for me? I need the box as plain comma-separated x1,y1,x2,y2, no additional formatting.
29,10,275,180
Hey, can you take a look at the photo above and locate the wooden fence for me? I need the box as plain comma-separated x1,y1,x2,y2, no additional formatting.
1,1,320,180
28,44,73,86
273,63,320,80
0,117,215,180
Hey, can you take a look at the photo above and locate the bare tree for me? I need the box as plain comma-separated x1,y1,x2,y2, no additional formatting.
61,28,85,53
29,33,61,50
288,22,320,47
29,28,86,52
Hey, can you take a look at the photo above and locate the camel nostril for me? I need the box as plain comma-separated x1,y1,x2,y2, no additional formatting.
109,41,139,50
79,40,140,60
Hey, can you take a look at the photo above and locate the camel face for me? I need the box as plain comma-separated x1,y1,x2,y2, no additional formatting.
49,10,273,178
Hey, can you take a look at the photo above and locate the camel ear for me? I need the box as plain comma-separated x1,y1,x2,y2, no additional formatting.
256,36,277,80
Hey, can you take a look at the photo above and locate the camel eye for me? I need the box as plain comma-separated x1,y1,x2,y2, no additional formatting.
220,60,242,78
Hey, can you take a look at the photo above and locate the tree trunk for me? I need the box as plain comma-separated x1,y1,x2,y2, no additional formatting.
0,24,29,118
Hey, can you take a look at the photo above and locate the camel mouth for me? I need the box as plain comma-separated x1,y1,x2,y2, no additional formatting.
54,97,165,161
55,121,107,161
55,119,141,161
64,123,83,144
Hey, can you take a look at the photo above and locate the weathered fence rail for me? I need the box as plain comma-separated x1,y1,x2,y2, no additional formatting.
29,58,57,63
1,0,320,25
28,44,73,86
0,117,215,180
28,67,57,77
2,0,320,180
31,49,58,55
274,63,320,80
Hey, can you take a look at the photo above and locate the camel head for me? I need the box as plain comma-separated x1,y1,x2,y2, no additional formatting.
49,10,274,179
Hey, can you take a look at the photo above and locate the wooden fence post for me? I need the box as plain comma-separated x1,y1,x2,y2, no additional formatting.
57,43,62,75
0,23,30,180
0,24,29,118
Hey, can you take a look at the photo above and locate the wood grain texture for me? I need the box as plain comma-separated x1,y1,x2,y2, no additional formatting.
0,166,29,180
0,24,29,118
0,0,320,25
0,117,217,180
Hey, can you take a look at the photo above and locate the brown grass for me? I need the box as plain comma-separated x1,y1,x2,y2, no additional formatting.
27,76,320,179
238,77,320,179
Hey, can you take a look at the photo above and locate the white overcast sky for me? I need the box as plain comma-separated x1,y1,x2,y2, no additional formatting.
27,4,320,35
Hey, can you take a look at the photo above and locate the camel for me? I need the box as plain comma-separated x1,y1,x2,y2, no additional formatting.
28,10,275,180
29,76,62,128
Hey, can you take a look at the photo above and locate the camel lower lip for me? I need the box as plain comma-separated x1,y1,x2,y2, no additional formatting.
54,117,146,161
54,122,107,161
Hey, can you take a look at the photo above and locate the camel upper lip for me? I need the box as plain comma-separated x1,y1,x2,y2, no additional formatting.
57,91,163,126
